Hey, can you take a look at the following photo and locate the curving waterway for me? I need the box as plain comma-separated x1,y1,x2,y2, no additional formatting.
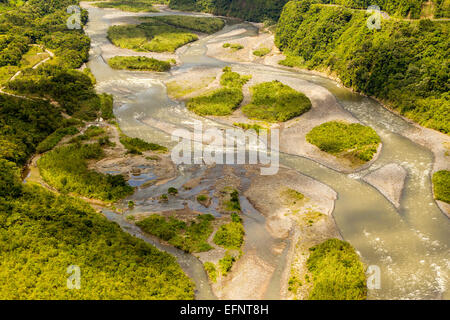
82,4,449,300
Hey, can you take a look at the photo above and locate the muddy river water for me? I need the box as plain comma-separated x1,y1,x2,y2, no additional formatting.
82,4,449,300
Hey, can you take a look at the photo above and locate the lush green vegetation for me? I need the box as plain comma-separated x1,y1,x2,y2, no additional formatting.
253,47,271,57
306,121,381,162
169,0,449,22
107,18,199,53
6,65,112,121
218,251,236,275
223,188,241,212
242,80,312,122
108,56,171,72
141,15,225,34
169,0,289,22
36,126,79,154
0,183,194,299
38,143,134,202
0,0,195,299
213,220,244,249
222,43,243,51
119,135,168,154
92,0,162,12
187,67,250,116
432,170,450,203
306,238,367,300
276,1,450,134
136,214,215,253
0,94,62,165
203,262,218,282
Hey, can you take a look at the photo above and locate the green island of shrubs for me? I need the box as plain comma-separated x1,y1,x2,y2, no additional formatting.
306,238,367,300
108,56,172,72
213,217,245,250
242,80,311,122
93,0,160,12
432,170,450,204
306,121,381,162
187,67,251,116
136,214,215,253
107,20,198,53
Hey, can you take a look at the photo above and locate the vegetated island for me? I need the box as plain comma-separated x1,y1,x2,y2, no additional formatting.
107,15,225,53
108,56,174,72
306,121,381,164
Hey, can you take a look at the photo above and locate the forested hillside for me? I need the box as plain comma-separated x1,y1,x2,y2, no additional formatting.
0,0,194,299
169,0,449,22
169,0,289,22
276,1,449,134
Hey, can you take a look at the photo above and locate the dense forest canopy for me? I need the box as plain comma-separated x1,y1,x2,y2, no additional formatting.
0,0,194,299
276,1,449,134
168,0,450,21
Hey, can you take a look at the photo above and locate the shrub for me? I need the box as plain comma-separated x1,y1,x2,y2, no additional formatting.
218,252,236,275
204,262,218,282
223,43,244,51
306,239,367,300
168,187,178,195
213,221,244,250
38,143,133,202
253,47,271,57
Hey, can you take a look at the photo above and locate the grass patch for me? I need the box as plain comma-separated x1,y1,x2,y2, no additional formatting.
93,0,160,12
108,56,171,72
187,67,250,116
253,47,271,57
107,19,198,53
306,121,381,162
36,126,79,154
38,143,134,202
306,239,367,300
141,15,225,34
120,135,168,154
204,262,218,283
136,214,215,253
242,80,311,122
432,170,450,204
223,43,244,51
